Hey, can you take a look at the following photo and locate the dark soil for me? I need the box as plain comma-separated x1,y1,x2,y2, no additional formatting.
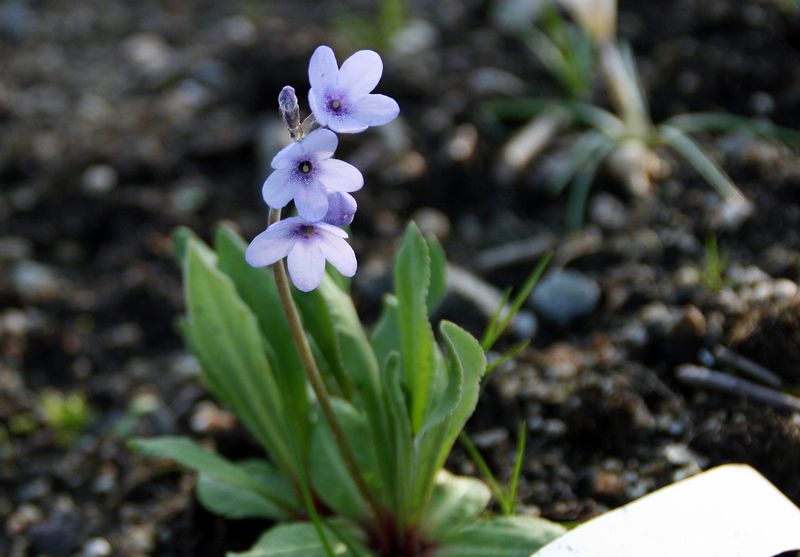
2,0,800,555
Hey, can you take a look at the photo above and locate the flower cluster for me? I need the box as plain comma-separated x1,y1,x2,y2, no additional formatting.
246,46,399,291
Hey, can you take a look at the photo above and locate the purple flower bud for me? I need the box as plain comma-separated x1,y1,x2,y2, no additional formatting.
323,191,357,226
278,85,300,134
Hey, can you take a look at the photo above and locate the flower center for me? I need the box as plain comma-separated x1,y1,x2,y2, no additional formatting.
303,226,315,237
328,98,342,112
298,160,313,174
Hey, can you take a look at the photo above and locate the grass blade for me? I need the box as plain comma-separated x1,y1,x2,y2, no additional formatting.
480,287,512,350
663,112,800,148
483,255,551,351
659,124,747,205
564,141,615,230
485,340,530,375
545,131,613,195
459,432,505,508
507,421,527,515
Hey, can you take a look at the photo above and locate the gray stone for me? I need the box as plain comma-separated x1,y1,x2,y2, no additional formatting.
10,261,62,301
589,193,629,231
81,164,118,194
79,538,112,557
530,269,601,326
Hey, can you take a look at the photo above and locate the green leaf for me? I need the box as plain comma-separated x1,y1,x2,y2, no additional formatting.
173,226,200,266
437,322,487,449
435,516,565,557
197,476,282,520
427,236,448,314
316,274,381,401
214,226,310,450
414,321,486,511
309,399,379,520
228,521,369,557
183,239,297,475
380,352,414,523
371,294,400,369
292,276,358,398
421,470,492,538
296,274,395,510
130,437,297,519
395,223,437,432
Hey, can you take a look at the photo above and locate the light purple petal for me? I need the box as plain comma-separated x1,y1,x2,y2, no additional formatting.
245,222,296,267
262,168,296,208
326,115,369,134
271,141,302,169
287,239,326,291
351,94,399,127
308,45,338,92
300,128,338,160
294,180,329,222
318,232,357,277
308,88,329,127
316,222,349,238
337,50,383,99
317,159,364,193
323,191,357,226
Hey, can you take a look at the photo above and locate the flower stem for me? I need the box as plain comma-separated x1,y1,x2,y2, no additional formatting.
268,208,386,528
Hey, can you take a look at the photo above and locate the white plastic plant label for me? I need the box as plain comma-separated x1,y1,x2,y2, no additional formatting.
532,464,800,557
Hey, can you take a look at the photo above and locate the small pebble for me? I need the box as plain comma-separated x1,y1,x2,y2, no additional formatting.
104,322,143,349
471,428,508,449
79,538,112,557
674,305,706,339
10,261,62,301
468,67,526,97
412,207,451,240
0,236,33,261
190,401,236,433
124,524,156,553
123,33,174,76
389,19,438,58
6,503,42,535
27,505,80,556
592,470,626,498
531,269,601,326
589,193,629,231
81,164,118,195
771,279,798,299
445,123,478,162
218,15,256,45
170,352,202,378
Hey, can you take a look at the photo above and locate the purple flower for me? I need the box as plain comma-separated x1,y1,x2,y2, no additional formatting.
263,128,363,222
308,46,400,134
246,217,356,292
323,191,357,227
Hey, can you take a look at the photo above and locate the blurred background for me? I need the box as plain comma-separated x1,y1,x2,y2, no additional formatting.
2,0,800,555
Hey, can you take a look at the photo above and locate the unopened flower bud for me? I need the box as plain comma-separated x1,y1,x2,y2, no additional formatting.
279,85,301,136
323,191,358,227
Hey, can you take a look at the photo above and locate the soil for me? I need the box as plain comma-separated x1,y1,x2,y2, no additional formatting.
2,0,800,555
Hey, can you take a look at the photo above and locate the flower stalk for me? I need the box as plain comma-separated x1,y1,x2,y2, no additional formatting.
267,208,386,531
